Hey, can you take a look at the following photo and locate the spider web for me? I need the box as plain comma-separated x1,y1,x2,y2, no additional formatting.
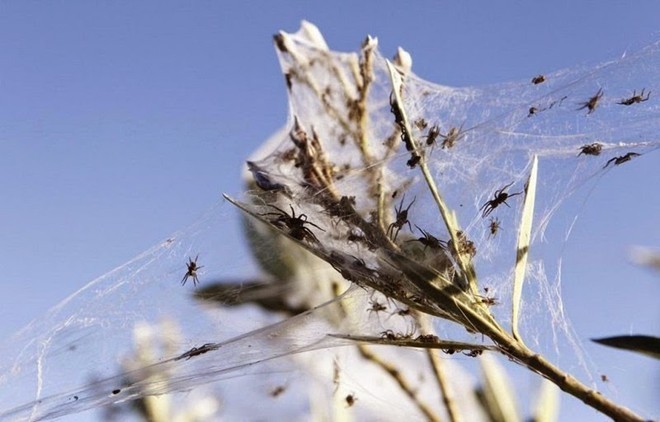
0,22,658,421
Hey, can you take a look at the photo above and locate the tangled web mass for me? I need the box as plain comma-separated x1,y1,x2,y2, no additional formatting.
0,22,658,421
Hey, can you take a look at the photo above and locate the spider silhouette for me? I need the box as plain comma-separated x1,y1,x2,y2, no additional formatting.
181,255,203,287
603,152,640,169
263,204,325,243
480,182,522,217
387,196,415,241
617,89,650,106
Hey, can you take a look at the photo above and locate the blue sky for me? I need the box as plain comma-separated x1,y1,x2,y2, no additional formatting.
1,2,658,420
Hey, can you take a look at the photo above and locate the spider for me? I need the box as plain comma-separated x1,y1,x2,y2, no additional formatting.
175,342,216,360
414,118,428,130
488,217,501,238
450,230,477,258
407,153,421,169
270,385,287,398
345,393,357,407
415,334,439,343
617,88,650,106
476,295,499,306
424,124,441,146
263,204,325,243
181,255,203,287
408,225,446,250
441,126,463,149
603,152,640,169
367,298,387,317
387,195,415,241
463,349,483,357
578,142,603,157
531,75,546,85
577,88,604,114
479,182,522,217
380,329,397,341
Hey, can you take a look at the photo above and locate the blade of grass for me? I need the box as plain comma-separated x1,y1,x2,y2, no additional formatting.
511,155,538,342
531,379,560,422
479,354,520,422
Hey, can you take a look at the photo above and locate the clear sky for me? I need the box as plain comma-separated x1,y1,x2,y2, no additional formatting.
1,1,658,421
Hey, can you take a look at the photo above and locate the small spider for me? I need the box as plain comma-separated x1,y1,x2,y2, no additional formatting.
270,385,287,398
407,153,421,169
441,126,463,149
175,342,215,360
380,329,397,341
414,118,428,130
617,88,650,106
387,195,415,241
367,298,387,317
450,230,477,258
463,349,483,358
424,124,441,146
476,295,499,306
603,152,640,169
263,204,325,243
479,182,522,218
393,307,411,317
578,142,603,157
408,225,446,250
531,75,546,85
577,88,604,114
415,334,439,343
488,217,501,238
181,255,203,287
527,106,538,117
345,393,357,407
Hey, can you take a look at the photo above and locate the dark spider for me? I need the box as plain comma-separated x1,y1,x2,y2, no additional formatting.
476,295,499,306
425,124,441,146
270,385,287,398
577,88,604,114
531,75,546,85
367,298,387,317
479,182,522,217
181,255,203,287
408,225,446,250
578,142,603,157
345,394,357,407
463,349,483,357
488,217,501,238
394,307,411,317
387,195,415,241
527,106,538,117
617,88,650,106
380,329,397,341
603,152,641,169
175,342,216,360
415,334,439,343
263,204,325,243
407,153,421,169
